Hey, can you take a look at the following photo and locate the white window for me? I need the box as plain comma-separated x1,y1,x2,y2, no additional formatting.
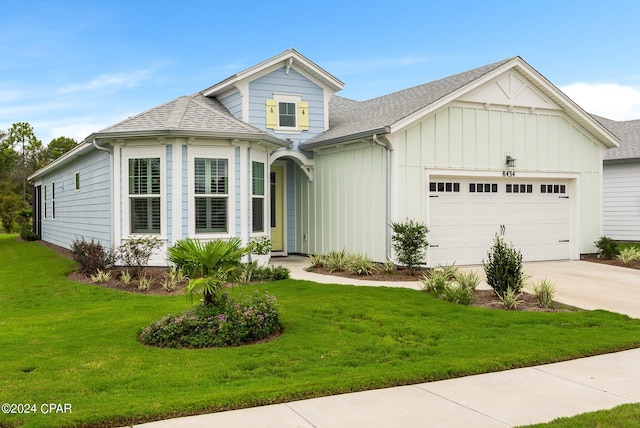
194,158,228,233
266,93,309,132
252,161,265,232
129,158,161,234
51,182,56,219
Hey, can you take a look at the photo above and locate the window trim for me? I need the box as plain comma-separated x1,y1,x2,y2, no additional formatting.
251,160,266,233
51,182,56,219
123,148,166,238
187,146,235,238
194,157,229,234
128,157,161,234
273,93,302,133
75,171,80,192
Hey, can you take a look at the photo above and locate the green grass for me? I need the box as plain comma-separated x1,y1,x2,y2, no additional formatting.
523,403,640,427
2,234,640,427
617,241,640,251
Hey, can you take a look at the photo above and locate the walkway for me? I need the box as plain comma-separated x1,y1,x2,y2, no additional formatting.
134,258,640,428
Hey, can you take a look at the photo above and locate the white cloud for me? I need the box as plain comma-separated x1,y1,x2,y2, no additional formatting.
559,82,640,121
58,68,155,94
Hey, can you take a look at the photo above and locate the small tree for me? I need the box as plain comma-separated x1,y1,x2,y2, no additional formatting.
482,234,524,297
390,220,429,275
167,237,249,306
118,236,162,277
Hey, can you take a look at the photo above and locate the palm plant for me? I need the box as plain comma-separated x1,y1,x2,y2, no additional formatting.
167,237,249,306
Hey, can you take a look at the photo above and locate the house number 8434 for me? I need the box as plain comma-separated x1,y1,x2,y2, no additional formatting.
502,170,516,177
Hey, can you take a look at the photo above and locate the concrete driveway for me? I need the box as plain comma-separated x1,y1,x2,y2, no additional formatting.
518,260,640,318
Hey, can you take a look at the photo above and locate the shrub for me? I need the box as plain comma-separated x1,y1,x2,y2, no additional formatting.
120,270,132,286
236,261,262,284
482,234,524,297
249,236,272,255
265,265,290,281
139,291,280,348
390,220,429,275
234,263,290,284
442,283,474,305
594,236,619,259
118,236,162,277
617,247,640,266
499,287,523,310
137,275,154,291
380,261,396,274
308,254,325,268
455,270,480,292
346,253,375,275
90,269,111,283
20,228,39,241
421,268,450,295
531,279,556,309
325,250,349,273
71,237,115,274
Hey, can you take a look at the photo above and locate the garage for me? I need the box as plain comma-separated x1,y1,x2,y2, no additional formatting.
428,176,572,266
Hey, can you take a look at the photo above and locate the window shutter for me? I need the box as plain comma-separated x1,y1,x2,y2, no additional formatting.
298,101,309,130
265,99,278,129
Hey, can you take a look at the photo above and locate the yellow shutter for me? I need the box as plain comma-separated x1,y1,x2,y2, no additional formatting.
298,101,309,131
265,99,278,129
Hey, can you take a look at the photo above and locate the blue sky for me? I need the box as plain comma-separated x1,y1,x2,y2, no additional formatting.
2,0,640,145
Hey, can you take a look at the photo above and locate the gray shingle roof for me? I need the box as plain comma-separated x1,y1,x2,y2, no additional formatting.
302,57,516,148
593,115,640,160
99,93,270,136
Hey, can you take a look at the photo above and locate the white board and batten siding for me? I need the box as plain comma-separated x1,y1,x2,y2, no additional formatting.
603,161,640,241
39,149,112,249
293,143,388,262
394,100,603,266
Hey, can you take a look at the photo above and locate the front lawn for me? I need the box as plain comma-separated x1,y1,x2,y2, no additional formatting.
3,235,640,428
523,403,640,427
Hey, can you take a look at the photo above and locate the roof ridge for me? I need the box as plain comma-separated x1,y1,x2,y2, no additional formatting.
362,57,517,105
165,97,190,128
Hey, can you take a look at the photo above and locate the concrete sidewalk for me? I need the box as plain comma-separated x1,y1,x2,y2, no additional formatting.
133,258,640,428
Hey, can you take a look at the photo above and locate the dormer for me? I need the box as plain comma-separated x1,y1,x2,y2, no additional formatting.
201,49,344,146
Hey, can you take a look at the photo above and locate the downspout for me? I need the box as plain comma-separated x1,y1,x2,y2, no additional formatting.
372,134,394,263
92,138,111,153
92,139,115,251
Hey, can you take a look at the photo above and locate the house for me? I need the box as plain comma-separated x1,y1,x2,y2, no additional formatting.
596,116,640,241
28,49,620,266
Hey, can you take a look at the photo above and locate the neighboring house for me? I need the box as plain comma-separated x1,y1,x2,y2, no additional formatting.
28,49,619,266
596,116,640,241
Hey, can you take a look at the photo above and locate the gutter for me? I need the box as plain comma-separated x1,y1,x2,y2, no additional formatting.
301,127,391,151
372,134,395,263
93,138,111,152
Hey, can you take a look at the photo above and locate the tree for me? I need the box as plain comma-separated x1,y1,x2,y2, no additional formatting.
45,136,78,163
390,220,429,275
5,122,43,206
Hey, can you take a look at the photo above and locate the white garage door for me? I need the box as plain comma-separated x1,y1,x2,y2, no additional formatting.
428,177,571,266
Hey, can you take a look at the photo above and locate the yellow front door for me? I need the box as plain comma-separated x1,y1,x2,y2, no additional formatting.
270,165,284,252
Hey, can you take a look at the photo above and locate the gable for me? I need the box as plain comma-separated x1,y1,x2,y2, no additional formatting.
458,70,561,111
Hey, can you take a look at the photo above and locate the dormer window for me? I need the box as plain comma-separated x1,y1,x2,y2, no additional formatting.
266,93,309,133
279,102,296,127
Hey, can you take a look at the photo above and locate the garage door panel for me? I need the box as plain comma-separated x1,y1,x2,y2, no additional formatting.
428,177,570,266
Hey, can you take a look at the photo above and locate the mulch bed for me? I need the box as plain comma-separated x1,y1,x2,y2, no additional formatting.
584,256,640,270
307,265,574,312
33,238,574,311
